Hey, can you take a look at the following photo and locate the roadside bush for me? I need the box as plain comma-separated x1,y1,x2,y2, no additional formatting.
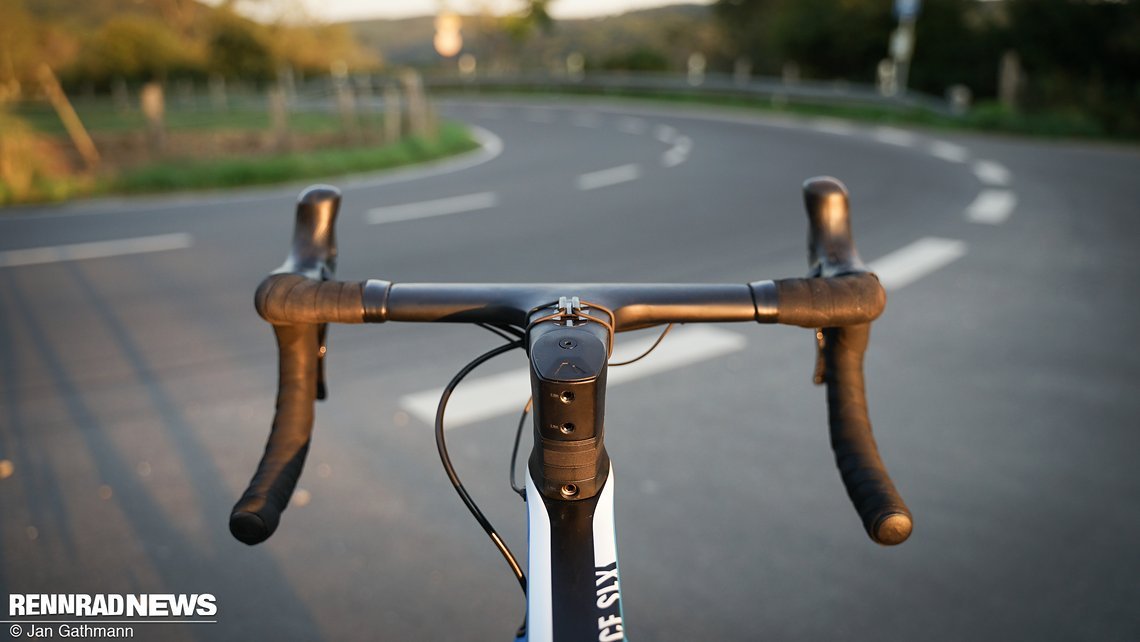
0,110,84,204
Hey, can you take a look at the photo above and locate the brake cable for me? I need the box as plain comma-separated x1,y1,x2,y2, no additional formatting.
435,339,528,595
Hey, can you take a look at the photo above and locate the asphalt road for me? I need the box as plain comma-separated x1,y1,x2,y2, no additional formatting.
2,98,1138,641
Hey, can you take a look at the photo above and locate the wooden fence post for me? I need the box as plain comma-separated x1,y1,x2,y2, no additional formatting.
37,64,100,171
140,81,166,155
383,82,402,144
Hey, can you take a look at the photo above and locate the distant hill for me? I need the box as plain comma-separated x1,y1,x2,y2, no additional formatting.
344,4,720,71
347,16,436,66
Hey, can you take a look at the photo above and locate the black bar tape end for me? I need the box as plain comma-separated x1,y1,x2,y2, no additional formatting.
873,512,912,546
229,499,280,545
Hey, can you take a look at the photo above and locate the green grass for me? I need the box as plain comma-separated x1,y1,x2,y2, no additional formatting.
1,114,479,205
111,121,478,194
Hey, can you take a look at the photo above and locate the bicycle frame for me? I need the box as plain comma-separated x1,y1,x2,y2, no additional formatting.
525,467,623,642
522,303,625,641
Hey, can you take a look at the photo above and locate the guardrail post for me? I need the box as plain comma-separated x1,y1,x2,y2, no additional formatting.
209,75,228,112
401,70,431,139
332,61,359,142
733,57,752,87
269,86,289,151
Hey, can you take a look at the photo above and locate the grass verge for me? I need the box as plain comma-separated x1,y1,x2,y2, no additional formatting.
1,120,479,205
112,121,479,194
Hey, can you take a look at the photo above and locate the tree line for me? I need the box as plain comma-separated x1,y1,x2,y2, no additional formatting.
1,0,1136,135
713,0,1139,133
0,0,376,99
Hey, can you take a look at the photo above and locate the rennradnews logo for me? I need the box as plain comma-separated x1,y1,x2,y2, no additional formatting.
9,594,217,617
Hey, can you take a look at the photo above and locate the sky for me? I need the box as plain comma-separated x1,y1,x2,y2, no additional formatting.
298,0,715,22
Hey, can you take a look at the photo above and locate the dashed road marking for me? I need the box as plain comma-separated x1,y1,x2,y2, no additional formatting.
873,126,917,147
929,140,970,163
965,189,1017,224
662,135,692,168
0,233,193,268
973,160,1011,186
576,164,641,191
364,192,499,224
869,237,969,290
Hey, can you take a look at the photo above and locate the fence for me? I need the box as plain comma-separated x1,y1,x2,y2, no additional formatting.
7,72,439,174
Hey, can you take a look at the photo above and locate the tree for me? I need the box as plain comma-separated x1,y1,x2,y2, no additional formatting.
905,0,1004,98
712,0,784,74
771,0,892,80
713,0,892,79
1003,0,1140,131
265,22,377,76
0,0,37,98
207,9,276,79
81,15,198,82
0,0,80,98
505,0,556,43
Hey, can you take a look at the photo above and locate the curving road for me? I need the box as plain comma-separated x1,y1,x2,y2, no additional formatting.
1,98,1139,641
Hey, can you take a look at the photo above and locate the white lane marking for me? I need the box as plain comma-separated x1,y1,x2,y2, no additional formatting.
965,189,1017,224
873,126,916,147
400,326,747,427
654,124,677,143
662,135,692,168
812,118,855,136
0,233,193,268
869,237,968,290
571,112,601,128
617,117,647,135
576,164,641,191
973,160,1011,186
364,192,498,224
467,125,504,161
929,140,970,163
